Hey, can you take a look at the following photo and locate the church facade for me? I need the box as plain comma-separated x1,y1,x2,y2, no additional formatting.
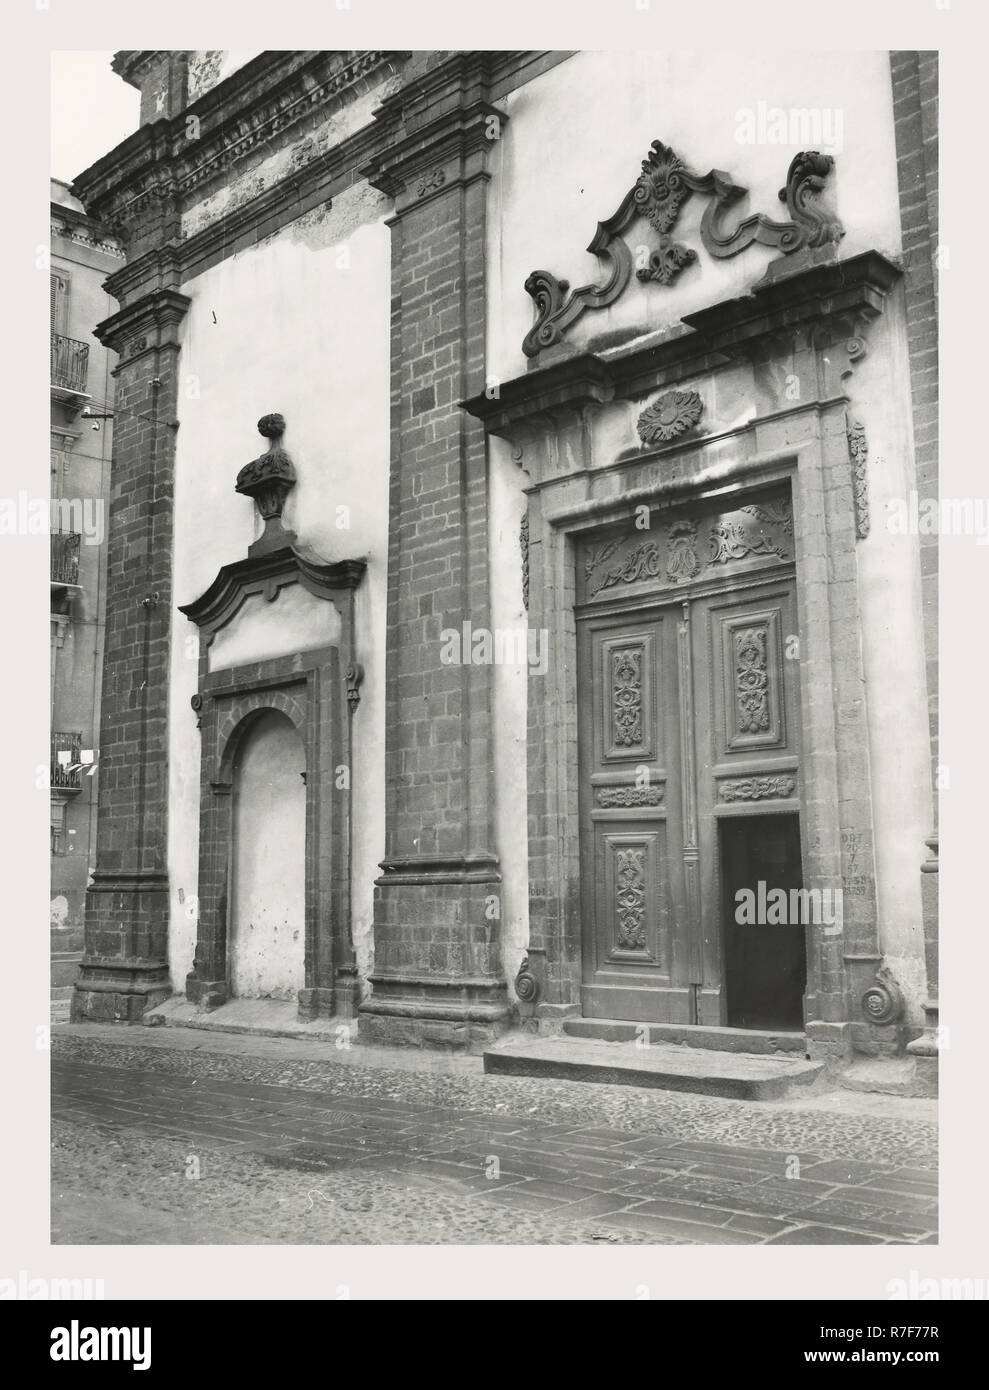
69,49,938,1074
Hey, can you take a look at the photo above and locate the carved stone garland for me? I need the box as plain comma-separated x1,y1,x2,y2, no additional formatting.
523,142,844,357
847,415,870,539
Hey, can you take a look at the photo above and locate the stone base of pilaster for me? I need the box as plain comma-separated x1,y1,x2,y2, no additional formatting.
298,970,360,1023
359,976,512,1051
185,974,227,1011
805,1019,854,1063
361,856,512,1049
71,959,172,1023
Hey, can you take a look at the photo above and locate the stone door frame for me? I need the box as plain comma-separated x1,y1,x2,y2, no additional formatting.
573,528,802,1027
525,430,885,1060
186,649,347,1018
463,249,907,1061
180,550,366,1021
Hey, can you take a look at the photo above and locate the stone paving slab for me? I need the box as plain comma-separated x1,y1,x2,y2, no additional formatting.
51,1032,938,1247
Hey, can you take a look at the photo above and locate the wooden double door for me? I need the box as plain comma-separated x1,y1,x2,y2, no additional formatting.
577,574,805,1029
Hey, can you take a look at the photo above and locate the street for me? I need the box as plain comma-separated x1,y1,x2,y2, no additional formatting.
52,1027,937,1246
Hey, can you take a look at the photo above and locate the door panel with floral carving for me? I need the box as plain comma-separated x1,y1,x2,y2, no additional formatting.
578,612,687,1021
576,488,802,1026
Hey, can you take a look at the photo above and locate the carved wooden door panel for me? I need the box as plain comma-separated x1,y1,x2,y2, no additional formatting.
576,490,801,1026
577,611,689,1022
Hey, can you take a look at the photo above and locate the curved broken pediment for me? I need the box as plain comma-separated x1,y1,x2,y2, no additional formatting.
522,142,844,358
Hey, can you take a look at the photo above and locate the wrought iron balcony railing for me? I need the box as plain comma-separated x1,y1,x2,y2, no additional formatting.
51,732,83,791
51,333,89,394
51,530,81,587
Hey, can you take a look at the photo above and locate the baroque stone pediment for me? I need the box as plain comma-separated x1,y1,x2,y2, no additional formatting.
522,141,844,358
179,546,365,636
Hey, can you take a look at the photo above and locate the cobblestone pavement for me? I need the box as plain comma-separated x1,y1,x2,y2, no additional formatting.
51,1030,937,1246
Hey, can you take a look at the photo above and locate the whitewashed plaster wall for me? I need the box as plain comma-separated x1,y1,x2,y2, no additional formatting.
167,179,391,997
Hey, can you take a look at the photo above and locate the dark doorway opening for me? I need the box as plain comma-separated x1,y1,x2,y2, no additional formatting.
720,813,806,1031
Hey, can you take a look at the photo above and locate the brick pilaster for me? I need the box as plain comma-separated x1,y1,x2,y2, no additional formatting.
891,51,939,1050
71,285,189,1022
357,55,512,1047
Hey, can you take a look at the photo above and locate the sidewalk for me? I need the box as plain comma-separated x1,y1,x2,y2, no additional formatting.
51,1024,937,1246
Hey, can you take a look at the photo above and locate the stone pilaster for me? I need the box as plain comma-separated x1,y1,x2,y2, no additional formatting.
357,55,512,1048
891,52,939,1064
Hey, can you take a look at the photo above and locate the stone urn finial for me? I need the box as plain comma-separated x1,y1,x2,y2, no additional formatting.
235,413,297,555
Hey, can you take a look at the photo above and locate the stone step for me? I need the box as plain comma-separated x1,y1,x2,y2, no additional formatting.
563,1018,806,1055
483,1036,825,1100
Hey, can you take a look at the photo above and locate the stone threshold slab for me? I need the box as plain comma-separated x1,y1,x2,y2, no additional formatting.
563,1019,806,1055
484,1037,825,1100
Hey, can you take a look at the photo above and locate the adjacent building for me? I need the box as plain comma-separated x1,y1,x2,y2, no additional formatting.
67,50,938,1080
50,179,122,1006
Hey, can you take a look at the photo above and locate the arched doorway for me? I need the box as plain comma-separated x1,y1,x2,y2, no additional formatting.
229,709,306,1000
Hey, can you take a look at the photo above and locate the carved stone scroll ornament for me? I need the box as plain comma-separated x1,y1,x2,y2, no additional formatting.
345,662,365,712
513,953,539,1005
523,142,844,357
861,966,903,1026
719,775,795,802
597,785,664,807
585,538,662,597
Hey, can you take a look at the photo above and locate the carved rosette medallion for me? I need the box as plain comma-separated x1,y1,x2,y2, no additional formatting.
612,648,643,747
637,389,703,446
615,847,647,951
734,627,770,735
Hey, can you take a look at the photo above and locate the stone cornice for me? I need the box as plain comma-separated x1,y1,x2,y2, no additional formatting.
75,51,407,233
74,51,558,293
179,545,366,634
112,51,166,88
50,200,124,256
361,52,508,204
94,288,192,358
463,250,902,433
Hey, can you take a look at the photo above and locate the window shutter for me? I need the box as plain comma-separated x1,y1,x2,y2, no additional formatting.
50,273,69,333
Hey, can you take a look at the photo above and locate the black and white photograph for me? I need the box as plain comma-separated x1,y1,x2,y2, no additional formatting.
2,0,984,1333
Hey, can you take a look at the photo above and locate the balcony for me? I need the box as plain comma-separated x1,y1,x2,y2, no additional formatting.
51,530,81,590
51,333,89,398
51,732,83,793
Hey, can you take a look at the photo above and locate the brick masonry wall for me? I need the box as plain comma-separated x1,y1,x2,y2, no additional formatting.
72,313,187,1021
359,58,513,1046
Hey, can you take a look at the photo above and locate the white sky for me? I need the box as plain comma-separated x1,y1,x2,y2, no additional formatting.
51,51,139,184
